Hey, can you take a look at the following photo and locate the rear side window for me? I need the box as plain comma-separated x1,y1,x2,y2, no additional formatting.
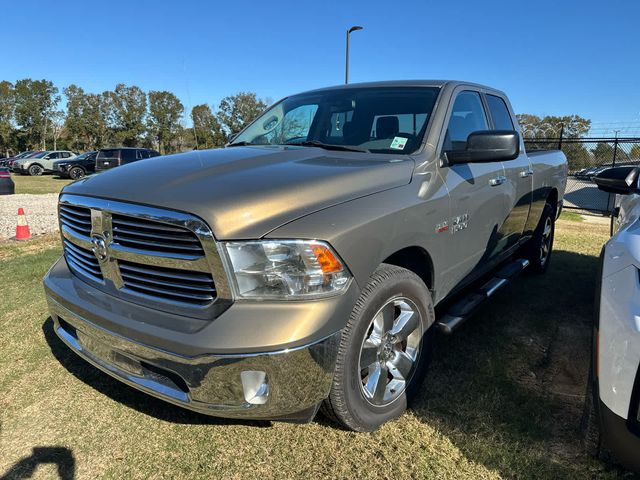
98,150,120,160
444,91,489,151
486,95,514,130
122,149,137,163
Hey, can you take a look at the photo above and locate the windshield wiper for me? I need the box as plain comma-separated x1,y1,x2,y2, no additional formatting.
226,141,255,147
286,140,369,153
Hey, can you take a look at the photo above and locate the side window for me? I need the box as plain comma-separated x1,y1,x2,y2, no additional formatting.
48,152,60,159
486,95,514,130
136,150,143,160
62,152,71,158
444,91,489,151
121,149,136,163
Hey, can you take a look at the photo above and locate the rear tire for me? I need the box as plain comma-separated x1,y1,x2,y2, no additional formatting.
28,164,43,176
524,202,555,274
321,264,435,431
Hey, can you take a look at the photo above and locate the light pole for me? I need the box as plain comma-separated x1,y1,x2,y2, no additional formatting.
345,25,363,84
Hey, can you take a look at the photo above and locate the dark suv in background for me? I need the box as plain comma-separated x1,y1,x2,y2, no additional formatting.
54,151,98,179
95,147,160,172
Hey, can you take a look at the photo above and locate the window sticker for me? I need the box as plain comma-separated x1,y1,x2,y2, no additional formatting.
390,136,408,150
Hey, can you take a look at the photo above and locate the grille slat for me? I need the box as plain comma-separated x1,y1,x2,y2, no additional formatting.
111,215,189,233
66,250,102,274
119,262,214,284
112,226,201,243
66,257,103,282
123,279,216,303
112,234,204,252
121,271,215,294
111,213,205,256
59,204,92,237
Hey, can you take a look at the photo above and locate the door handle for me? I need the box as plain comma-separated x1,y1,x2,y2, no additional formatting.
519,169,534,178
489,175,507,186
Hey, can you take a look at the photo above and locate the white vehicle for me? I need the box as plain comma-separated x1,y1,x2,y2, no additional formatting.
582,166,640,472
13,150,76,176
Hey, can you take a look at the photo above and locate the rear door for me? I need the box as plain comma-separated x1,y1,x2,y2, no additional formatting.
486,93,532,247
438,89,510,294
96,149,121,170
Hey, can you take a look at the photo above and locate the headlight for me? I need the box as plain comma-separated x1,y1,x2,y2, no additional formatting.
223,240,351,299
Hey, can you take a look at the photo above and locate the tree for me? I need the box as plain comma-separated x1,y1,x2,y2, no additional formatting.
216,92,267,136
147,91,184,153
0,81,14,156
517,114,591,139
108,84,147,147
13,79,60,149
191,104,225,148
50,111,65,150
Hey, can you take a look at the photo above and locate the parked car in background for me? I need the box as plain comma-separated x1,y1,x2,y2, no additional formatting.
582,166,640,472
0,150,36,167
95,147,160,172
54,151,98,179
45,80,567,431
0,167,15,195
13,150,77,176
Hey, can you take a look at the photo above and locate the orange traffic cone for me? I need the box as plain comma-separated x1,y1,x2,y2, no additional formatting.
15,208,31,241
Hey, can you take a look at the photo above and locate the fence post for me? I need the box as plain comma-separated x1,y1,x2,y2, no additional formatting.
558,124,564,150
612,135,618,167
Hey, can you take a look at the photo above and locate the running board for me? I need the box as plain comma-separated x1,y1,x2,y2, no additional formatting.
436,258,530,334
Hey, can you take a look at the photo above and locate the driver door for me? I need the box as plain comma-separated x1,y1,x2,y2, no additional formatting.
437,90,511,294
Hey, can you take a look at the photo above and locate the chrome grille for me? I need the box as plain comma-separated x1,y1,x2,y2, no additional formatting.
111,214,204,255
59,204,92,237
119,260,216,305
58,194,231,317
63,239,103,282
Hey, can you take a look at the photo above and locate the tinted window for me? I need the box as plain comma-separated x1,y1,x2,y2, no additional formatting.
97,149,120,160
122,149,136,162
486,95,514,130
444,91,489,151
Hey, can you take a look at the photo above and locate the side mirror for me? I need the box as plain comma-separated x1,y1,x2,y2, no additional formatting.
445,130,520,164
227,132,238,143
593,167,640,195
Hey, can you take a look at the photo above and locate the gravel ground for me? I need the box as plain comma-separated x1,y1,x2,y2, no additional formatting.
0,193,59,239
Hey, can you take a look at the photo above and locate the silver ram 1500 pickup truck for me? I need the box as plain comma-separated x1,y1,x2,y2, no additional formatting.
44,80,567,431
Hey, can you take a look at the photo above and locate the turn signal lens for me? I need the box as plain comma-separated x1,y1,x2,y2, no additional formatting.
310,243,343,273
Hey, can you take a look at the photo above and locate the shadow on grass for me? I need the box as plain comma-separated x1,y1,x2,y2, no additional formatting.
408,250,628,479
41,318,271,428
0,446,75,480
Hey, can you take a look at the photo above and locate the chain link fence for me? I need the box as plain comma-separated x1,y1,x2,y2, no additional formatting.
525,137,640,214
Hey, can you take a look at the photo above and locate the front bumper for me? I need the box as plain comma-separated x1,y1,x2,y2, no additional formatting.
44,257,353,420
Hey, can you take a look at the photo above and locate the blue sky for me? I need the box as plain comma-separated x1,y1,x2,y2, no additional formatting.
2,0,639,133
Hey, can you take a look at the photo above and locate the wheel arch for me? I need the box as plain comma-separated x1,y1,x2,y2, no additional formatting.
382,246,434,292
547,187,558,210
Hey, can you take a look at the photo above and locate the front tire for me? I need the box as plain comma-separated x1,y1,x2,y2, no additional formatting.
322,264,434,431
524,202,555,274
28,164,43,176
68,166,86,180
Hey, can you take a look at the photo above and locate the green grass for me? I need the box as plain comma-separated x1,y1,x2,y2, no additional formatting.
12,174,72,194
559,211,585,222
0,219,631,479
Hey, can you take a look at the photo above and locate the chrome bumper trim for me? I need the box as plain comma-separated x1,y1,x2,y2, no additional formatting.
47,295,340,419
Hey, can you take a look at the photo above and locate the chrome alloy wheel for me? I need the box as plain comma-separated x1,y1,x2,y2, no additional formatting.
358,297,422,406
540,217,553,266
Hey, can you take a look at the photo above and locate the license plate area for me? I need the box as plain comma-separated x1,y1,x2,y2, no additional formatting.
77,331,143,376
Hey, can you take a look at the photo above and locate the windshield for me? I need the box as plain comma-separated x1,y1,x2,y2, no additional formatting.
73,151,94,161
32,151,49,158
230,86,440,155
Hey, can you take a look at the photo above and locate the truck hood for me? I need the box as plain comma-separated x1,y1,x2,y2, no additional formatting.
62,146,415,239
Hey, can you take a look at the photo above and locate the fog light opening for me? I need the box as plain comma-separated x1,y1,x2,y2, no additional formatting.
241,370,269,405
